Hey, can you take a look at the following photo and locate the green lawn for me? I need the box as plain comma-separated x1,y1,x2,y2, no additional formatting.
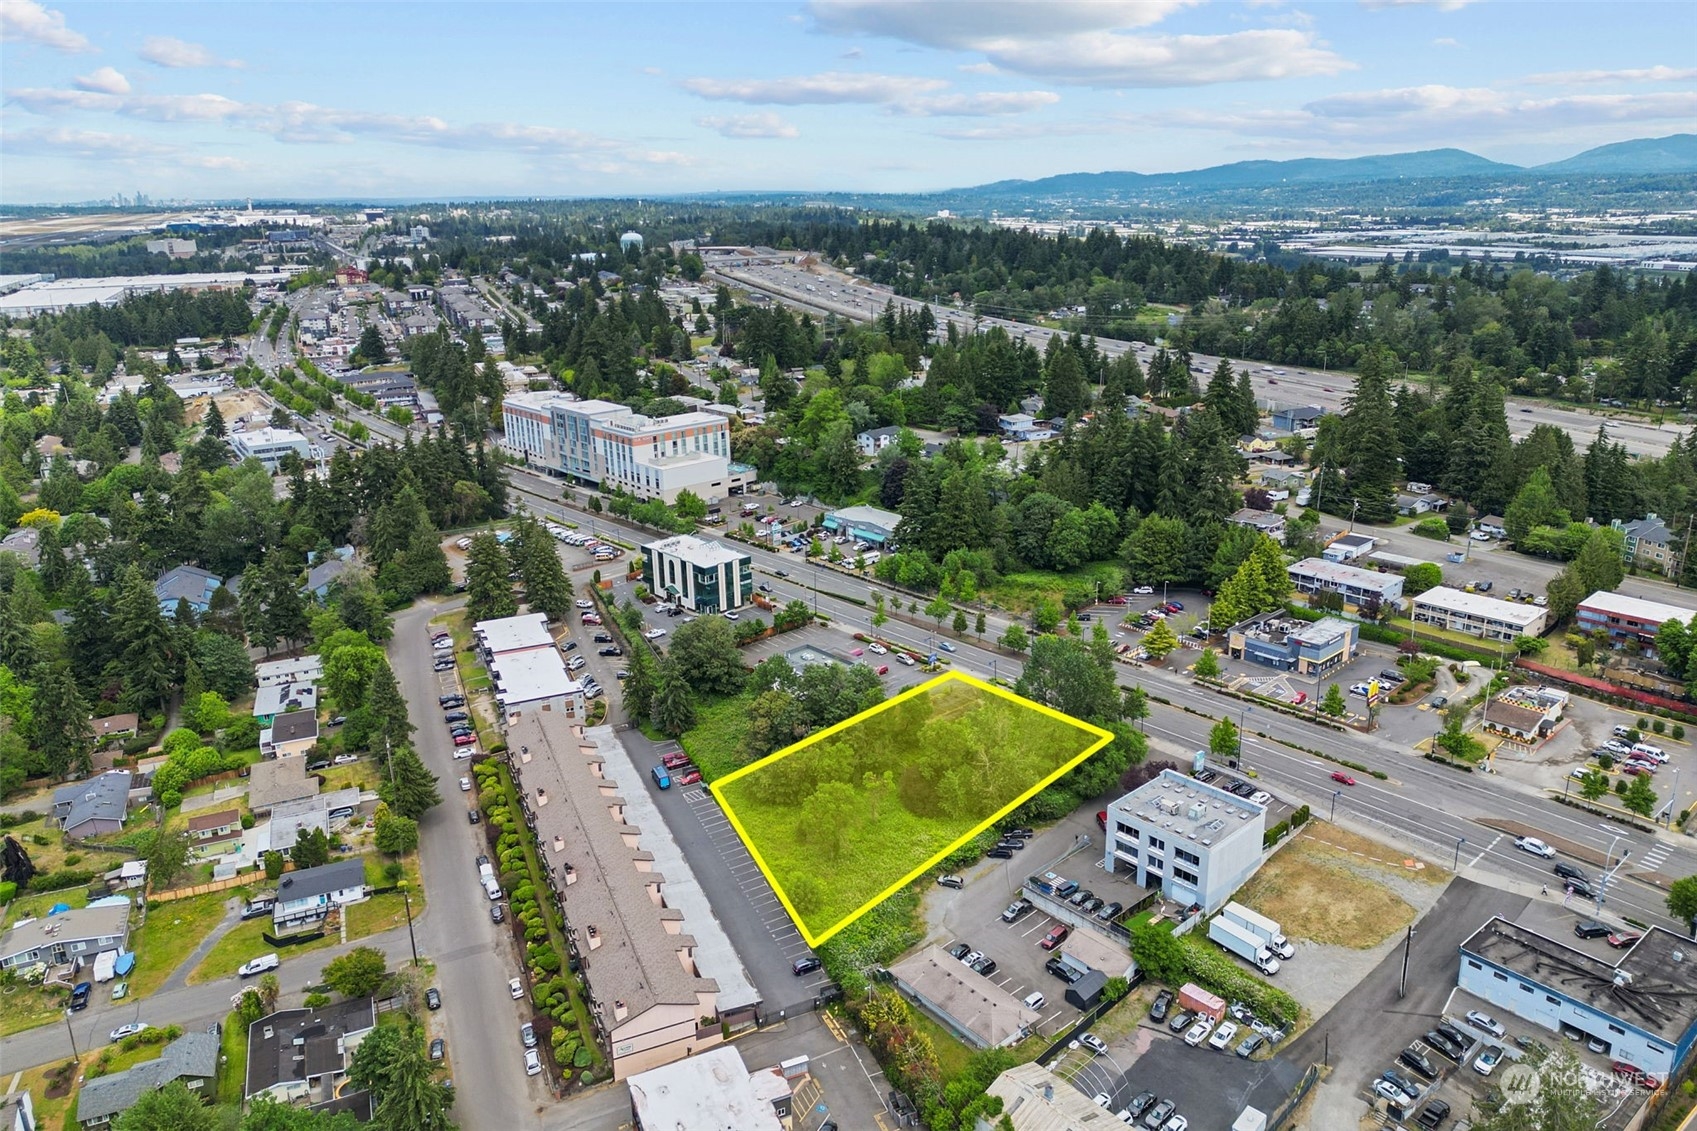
0,981,74,1038
987,561,1126,614
678,692,755,782
907,1006,976,1079
343,856,424,939
127,890,237,1000
716,675,1110,943
190,916,335,985
217,1009,247,1102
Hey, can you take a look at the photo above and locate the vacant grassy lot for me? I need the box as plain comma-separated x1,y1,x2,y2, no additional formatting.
678,691,755,782
1233,832,1422,949
127,890,236,1000
717,675,1110,943
191,914,332,985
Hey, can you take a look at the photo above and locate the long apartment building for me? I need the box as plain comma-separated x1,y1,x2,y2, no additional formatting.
1412,586,1549,642
504,715,722,1080
500,392,750,503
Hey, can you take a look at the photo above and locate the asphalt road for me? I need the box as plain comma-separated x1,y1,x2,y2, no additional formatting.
716,261,1689,459
390,599,546,1128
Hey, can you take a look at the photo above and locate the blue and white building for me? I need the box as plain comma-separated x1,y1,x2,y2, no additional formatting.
822,505,902,546
1101,770,1267,913
1226,612,1358,676
1459,917,1697,1079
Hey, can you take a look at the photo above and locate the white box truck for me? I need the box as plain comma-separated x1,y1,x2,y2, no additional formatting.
1222,901,1293,959
1209,916,1281,975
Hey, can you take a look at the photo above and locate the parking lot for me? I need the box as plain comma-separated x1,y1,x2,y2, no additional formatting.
738,622,937,695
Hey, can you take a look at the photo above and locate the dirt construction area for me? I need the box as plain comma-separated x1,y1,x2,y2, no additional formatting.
1231,822,1452,1018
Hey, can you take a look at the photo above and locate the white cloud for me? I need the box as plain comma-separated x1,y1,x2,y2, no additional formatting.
72,66,129,94
0,0,92,52
4,81,692,168
1526,65,1697,85
1432,37,1462,47
1359,0,1477,9
810,1,1194,49
808,0,1347,88
1307,84,1501,118
682,71,948,105
696,113,801,139
898,90,1060,116
930,118,1120,141
5,126,247,170
138,35,242,69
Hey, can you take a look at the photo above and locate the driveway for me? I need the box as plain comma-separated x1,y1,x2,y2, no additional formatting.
391,600,543,1123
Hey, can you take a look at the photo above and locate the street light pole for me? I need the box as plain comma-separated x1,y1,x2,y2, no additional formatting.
1330,789,1341,821
64,1008,79,1063
1398,925,1415,999
400,883,419,967
1453,835,1466,871
1236,705,1252,768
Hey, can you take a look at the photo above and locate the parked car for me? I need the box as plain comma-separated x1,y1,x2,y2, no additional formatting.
948,942,972,960
1079,1033,1109,1055
1474,1046,1502,1075
1149,989,1173,1022
425,986,441,1011
1002,899,1033,923
1575,920,1611,939
1466,1011,1506,1038
1235,1032,1266,1058
1415,1099,1451,1128
598,646,623,656
792,956,821,976
109,1022,149,1041
1095,900,1124,921
971,956,999,977
438,695,464,708
524,1048,541,1076
459,776,471,791
1126,1091,1157,1120
1183,1019,1213,1047
429,1038,445,1062
1167,1009,1195,1034
453,733,476,746
1374,1078,1415,1106
1040,925,1069,950
1425,1030,1463,1060
937,874,964,889
1143,1099,1176,1128
520,1022,536,1048
490,903,504,923
1208,1022,1238,1051
1400,1046,1437,1079
509,977,524,999
1609,931,1643,948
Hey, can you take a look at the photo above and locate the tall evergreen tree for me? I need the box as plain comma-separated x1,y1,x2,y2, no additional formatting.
464,533,515,622
516,518,573,621
1340,350,1402,523
380,745,442,820
369,662,415,759
35,660,94,777
111,565,174,714
651,660,697,737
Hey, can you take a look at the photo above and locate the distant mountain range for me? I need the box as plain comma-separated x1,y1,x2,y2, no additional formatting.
953,134,1697,199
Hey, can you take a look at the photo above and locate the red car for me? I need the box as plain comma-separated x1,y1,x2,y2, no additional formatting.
453,733,476,746
1291,691,1308,706
876,664,889,675
662,752,692,769
674,768,703,786
1096,810,1107,830
1330,771,1356,786
1608,931,1643,948
1105,595,1128,605
1040,925,1069,951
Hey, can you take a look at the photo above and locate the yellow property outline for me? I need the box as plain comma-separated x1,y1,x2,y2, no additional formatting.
710,670,1115,947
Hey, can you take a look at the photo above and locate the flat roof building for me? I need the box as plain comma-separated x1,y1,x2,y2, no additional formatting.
506,716,721,1079
488,648,585,724
1459,917,1697,1078
1102,769,1266,913
823,504,902,545
887,945,1041,1049
1412,586,1549,642
1576,590,1697,647
987,1061,1116,1131
1226,612,1358,677
256,655,323,687
1287,557,1404,608
626,1045,787,1131
230,427,312,472
473,611,554,658
642,535,752,614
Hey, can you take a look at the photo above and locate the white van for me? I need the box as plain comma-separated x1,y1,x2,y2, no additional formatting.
1632,743,1667,761
238,953,280,977
483,877,502,901
1023,991,1046,1011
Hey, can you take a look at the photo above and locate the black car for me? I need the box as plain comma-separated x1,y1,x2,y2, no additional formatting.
1382,1068,1421,1099
1195,768,1218,783
593,632,614,643
1080,896,1105,915
1380,669,1406,684
426,987,441,1011
987,846,1013,859
1400,1047,1437,1079
490,904,504,923
1168,1009,1196,1033
599,646,623,657
792,956,822,976
438,695,465,707
561,640,578,652
1006,827,1034,838
1067,888,1094,907
1436,1023,1469,1050
1126,1091,1158,1120
433,659,454,671
970,956,998,977
1044,957,1081,983
1230,780,1256,797
429,1038,445,1062
1095,900,1124,921
1416,1099,1451,1128
995,838,1026,851
948,942,973,960
1564,878,1596,899
1575,919,1611,939
467,808,480,824
1553,861,1589,883
327,715,347,726
773,569,789,578
1149,989,1174,1022
444,711,469,723
1425,1030,1462,1060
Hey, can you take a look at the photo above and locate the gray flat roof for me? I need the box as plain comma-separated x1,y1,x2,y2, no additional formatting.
888,945,1039,1048
1461,917,1697,1043
1108,769,1264,848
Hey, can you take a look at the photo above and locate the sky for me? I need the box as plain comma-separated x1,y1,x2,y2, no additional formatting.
1,0,1694,203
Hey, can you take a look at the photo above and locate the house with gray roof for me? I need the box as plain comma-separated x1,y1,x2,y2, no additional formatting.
53,771,134,840
0,900,133,972
272,858,369,933
76,1032,218,1128
247,757,318,814
153,565,227,615
302,547,360,599
245,998,376,1105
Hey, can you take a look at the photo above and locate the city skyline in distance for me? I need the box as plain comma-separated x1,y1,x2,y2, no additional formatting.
2,0,1694,203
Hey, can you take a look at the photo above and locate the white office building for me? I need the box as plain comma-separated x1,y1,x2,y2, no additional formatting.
229,427,312,472
1101,769,1266,913
642,535,752,614
1412,586,1549,641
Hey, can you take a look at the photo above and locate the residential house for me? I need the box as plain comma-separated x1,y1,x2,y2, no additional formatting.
1227,508,1286,539
53,771,134,840
1322,533,1376,562
153,565,227,616
1615,514,1683,578
302,547,360,599
272,858,369,934
76,1032,218,1128
103,861,147,892
0,526,41,567
91,713,139,748
996,413,1055,441
0,900,133,972
256,655,323,687
1477,515,1508,538
261,710,318,759
253,683,317,726
1270,405,1324,432
1397,493,1448,516
187,809,243,855
245,997,376,1105
246,757,318,815
855,426,901,457
262,788,363,856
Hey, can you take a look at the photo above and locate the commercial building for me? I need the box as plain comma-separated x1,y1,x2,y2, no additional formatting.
499,395,752,503
0,272,262,316
1459,917,1697,1078
272,858,369,934
823,505,902,546
245,997,376,1105
642,535,752,614
1412,586,1549,641
0,900,133,972
887,946,1042,1049
53,771,135,840
1101,769,1267,913
987,1061,1115,1131
1576,590,1697,647
1226,613,1358,676
504,716,721,1080
488,648,585,724
1287,557,1404,609
1482,686,1568,744
626,1046,788,1131
473,612,554,658
76,1032,218,1128
229,427,312,472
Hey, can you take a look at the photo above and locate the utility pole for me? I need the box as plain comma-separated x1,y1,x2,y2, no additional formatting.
1398,925,1415,999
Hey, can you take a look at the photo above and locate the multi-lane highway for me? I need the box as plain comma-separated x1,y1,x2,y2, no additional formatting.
508,466,1696,930
713,260,1688,459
